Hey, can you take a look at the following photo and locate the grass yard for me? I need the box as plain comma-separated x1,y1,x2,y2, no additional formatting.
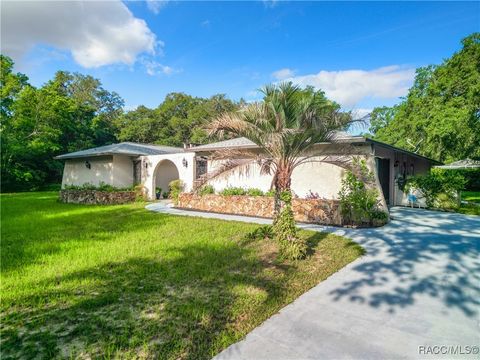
1,192,364,359
459,191,480,216
462,191,480,203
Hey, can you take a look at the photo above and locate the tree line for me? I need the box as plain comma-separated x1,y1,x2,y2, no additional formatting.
368,33,480,163
1,55,241,191
1,33,478,192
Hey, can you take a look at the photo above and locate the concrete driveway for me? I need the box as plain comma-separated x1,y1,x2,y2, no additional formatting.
146,204,480,359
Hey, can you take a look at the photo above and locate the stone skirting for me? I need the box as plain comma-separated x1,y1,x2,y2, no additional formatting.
59,190,136,205
177,193,342,226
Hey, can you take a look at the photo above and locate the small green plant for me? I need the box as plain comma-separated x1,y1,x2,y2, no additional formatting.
244,225,274,241
274,191,307,260
265,189,276,197
220,187,246,196
134,184,147,202
97,182,117,192
155,187,162,199
199,184,215,196
338,158,388,226
162,191,169,199
246,188,264,196
63,182,133,192
169,179,184,204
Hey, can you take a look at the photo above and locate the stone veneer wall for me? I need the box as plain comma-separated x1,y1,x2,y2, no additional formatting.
178,193,342,226
59,190,136,205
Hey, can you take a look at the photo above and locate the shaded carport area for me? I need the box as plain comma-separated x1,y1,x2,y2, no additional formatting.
213,207,480,359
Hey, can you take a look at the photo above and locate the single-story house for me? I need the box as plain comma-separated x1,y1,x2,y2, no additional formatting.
55,133,440,207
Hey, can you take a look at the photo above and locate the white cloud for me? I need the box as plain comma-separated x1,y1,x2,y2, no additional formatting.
283,66,415,107
146,0,169,14
272,68,295,80
141,58,178,76
201,20,211,28
1,0,158,68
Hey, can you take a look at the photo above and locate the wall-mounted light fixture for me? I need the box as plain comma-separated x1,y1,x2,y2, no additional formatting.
182,158,188,168
85,160,91,169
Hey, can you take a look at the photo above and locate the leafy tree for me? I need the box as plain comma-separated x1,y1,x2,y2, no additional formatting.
368,106,397,135
1,56,124,191
115,106,164,144
208,82,353,259
117,93,239,146
371,33,480,162
0,55,28,118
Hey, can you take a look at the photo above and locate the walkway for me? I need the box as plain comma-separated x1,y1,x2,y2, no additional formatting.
146,203,480,359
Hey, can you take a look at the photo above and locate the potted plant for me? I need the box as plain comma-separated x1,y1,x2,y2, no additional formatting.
155,187,162,200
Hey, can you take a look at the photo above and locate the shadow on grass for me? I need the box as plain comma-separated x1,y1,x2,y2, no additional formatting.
2,242,299,359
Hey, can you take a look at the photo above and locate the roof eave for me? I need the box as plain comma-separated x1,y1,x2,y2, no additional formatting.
54,152,146,160
366,138,442,164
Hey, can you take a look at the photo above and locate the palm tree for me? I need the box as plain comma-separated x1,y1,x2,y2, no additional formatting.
208,82,354,218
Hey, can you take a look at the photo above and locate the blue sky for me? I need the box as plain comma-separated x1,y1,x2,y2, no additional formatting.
2,1,479,116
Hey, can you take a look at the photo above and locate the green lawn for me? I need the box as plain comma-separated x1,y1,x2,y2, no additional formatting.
462,191,480,203
459,191,480,216
0,192,363,359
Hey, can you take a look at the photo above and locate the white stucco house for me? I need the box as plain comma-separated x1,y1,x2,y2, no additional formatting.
55,133,439,207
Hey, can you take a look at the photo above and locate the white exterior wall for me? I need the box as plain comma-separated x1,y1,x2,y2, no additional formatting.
207,160,272,193
206,157,347,199
61,155,135,189
112,155,134,188
142,152,196,200
61,156,113,188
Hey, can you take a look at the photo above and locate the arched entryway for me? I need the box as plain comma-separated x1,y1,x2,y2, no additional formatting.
153,160,179,199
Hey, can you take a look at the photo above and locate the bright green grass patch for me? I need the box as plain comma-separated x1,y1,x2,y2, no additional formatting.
458,191,480,215
462,191,480,203
1,192,364,359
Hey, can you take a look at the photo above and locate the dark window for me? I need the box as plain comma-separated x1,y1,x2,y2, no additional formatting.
195,158,208,179
133,160,142,184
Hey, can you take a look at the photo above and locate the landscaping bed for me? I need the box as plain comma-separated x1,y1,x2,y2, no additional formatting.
178,193,342,226
1,192,363,359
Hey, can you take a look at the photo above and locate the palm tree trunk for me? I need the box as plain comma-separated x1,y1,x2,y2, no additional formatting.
272,164,292,223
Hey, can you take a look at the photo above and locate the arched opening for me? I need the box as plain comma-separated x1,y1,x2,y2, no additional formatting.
153,160,180,199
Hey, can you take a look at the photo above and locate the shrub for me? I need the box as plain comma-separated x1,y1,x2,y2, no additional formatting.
63,182,133,192
169,179,184,204
338,159,388,226
220,187,246,196
133,184,147,202
246,188,264,196
405,169,465,209
265,189,276,197
274,191,307,260
244,225,274,241
199,185,215,196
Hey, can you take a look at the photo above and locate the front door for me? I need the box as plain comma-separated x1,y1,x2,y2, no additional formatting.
376,158,390,205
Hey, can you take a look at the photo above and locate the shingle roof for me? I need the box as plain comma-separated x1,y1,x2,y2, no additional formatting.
435,158,480,169
189,137,257,151
54,142,183,160
189,131,363,152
